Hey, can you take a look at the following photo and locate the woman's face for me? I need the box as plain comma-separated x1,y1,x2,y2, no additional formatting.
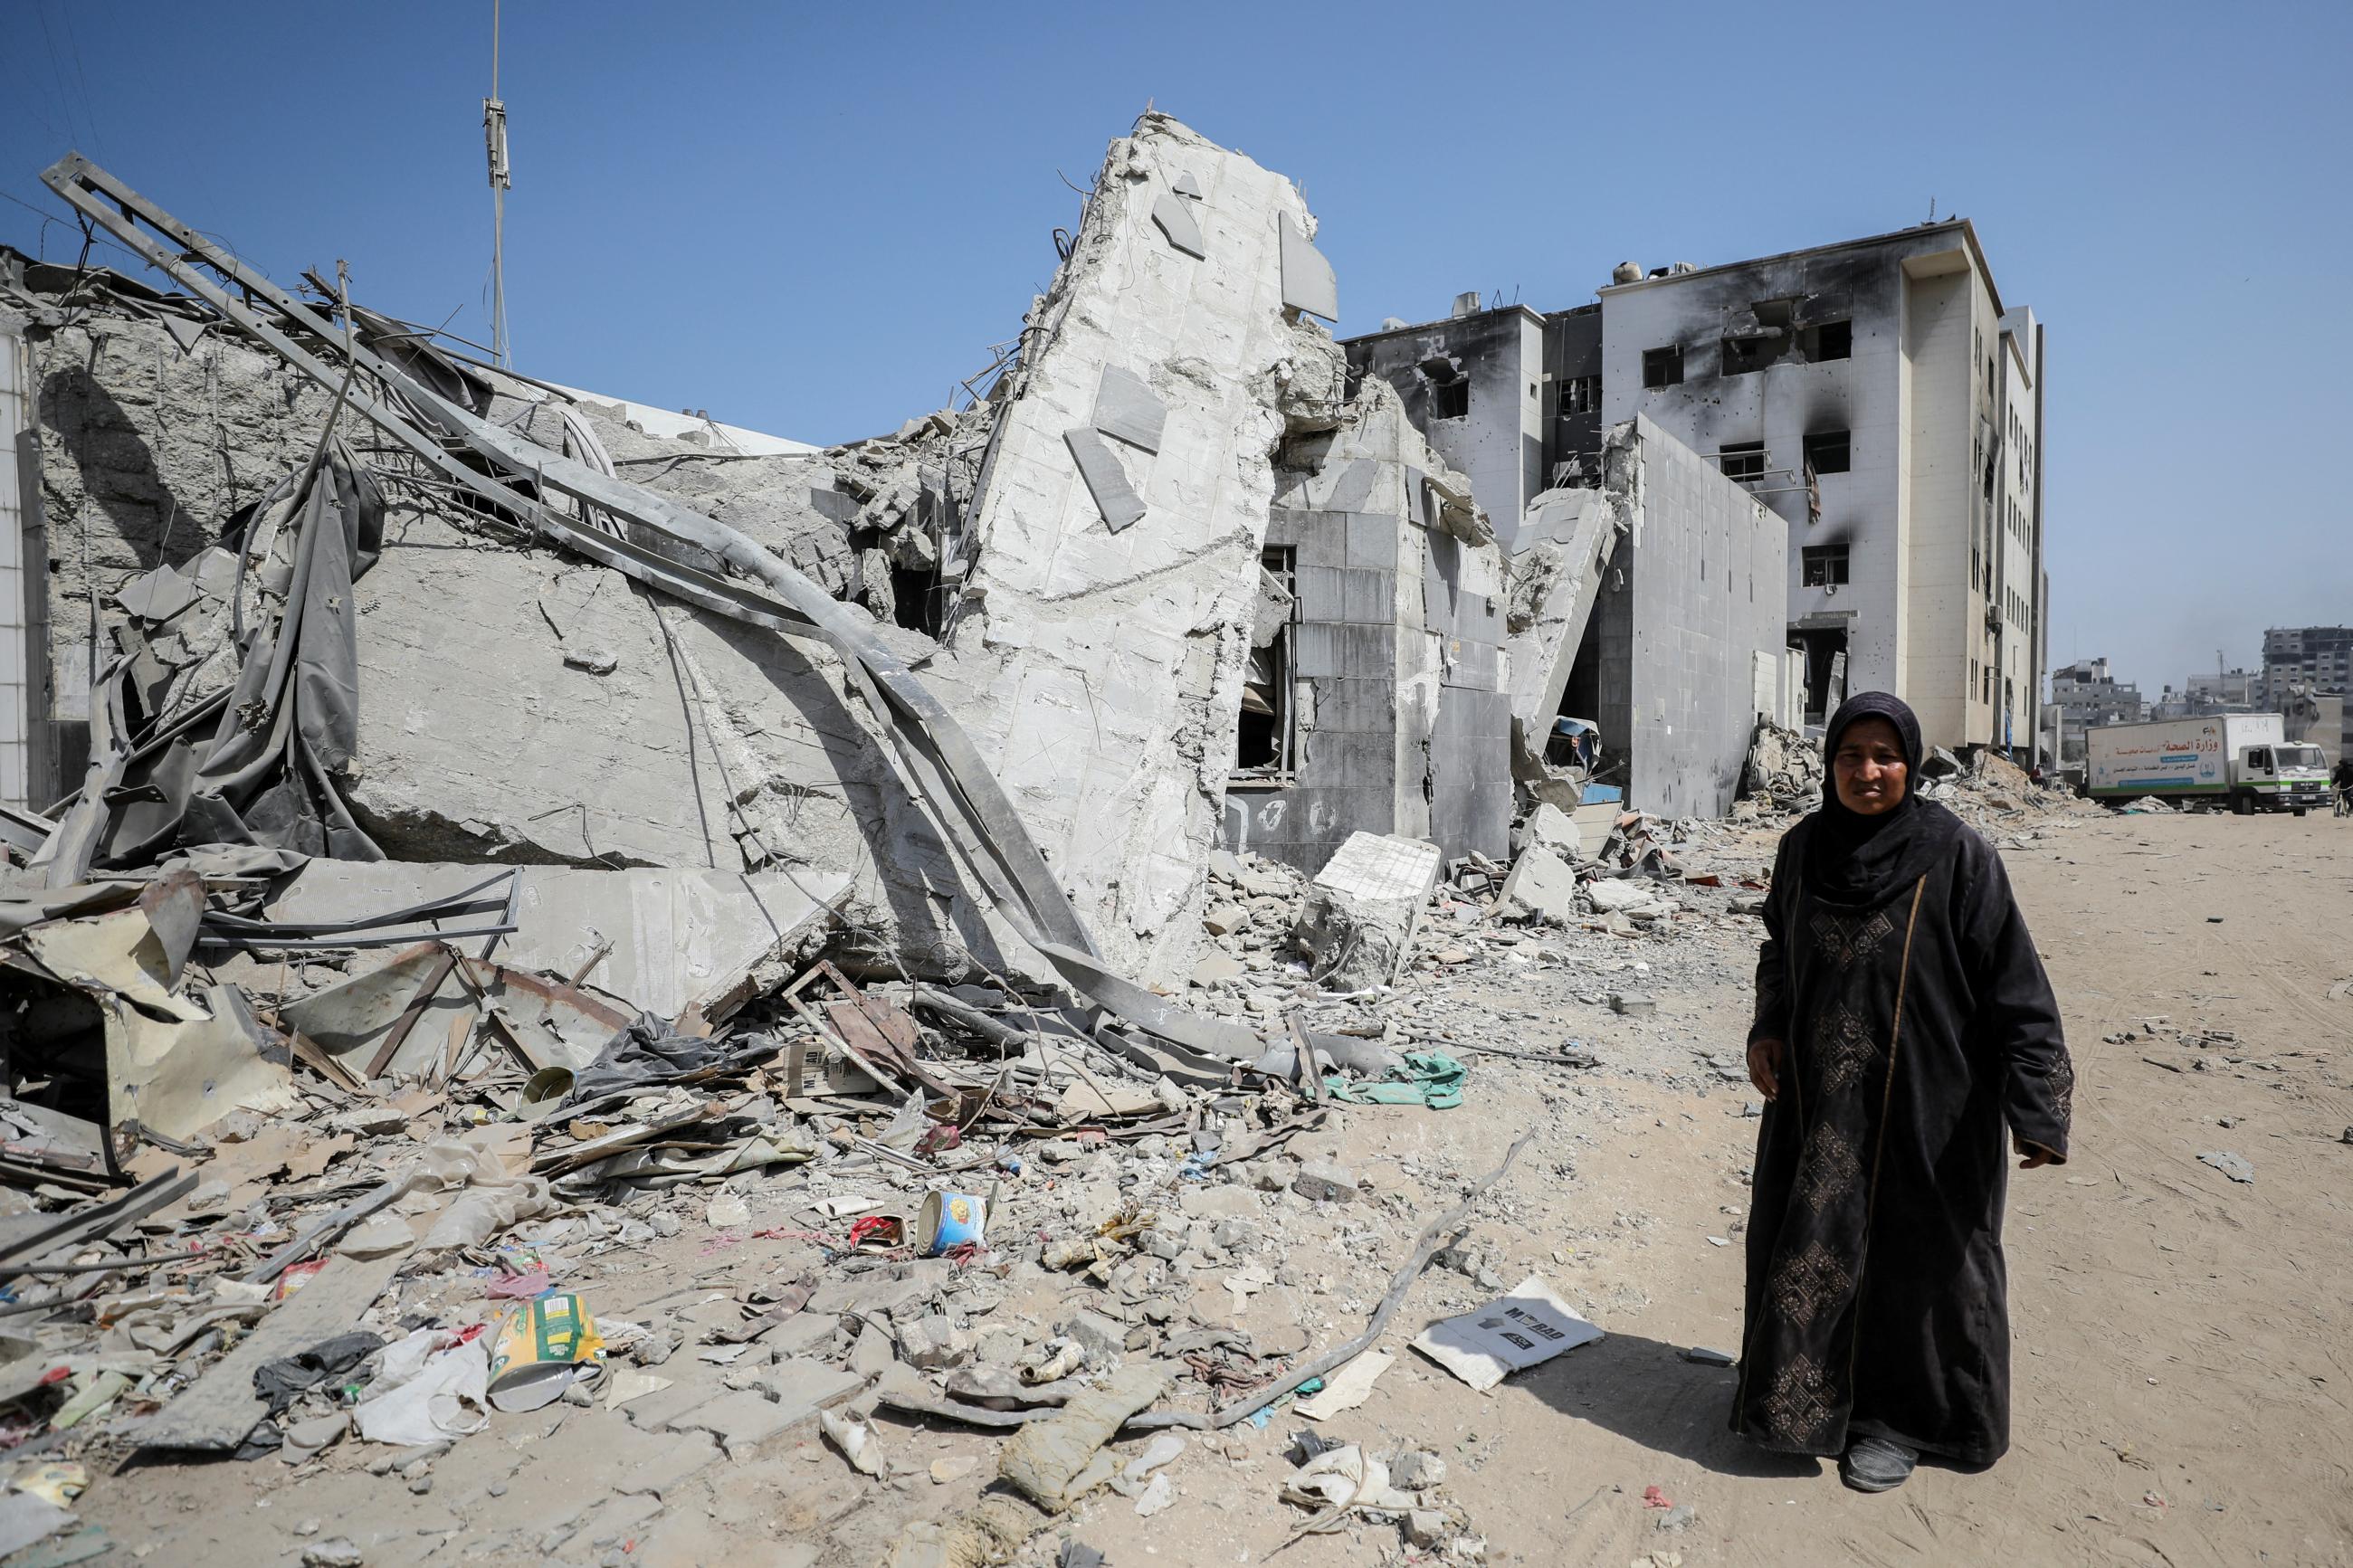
1834,717,1910,816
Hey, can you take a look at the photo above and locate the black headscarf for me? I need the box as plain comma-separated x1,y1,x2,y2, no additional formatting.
1803,691,1964,908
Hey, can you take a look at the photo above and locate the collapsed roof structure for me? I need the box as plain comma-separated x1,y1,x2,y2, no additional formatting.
0,115,1558,1160
0,114,1869,1561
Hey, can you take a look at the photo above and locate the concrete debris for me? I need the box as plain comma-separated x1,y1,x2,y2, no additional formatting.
1292,832,1444,990
0,109,2070,1568
1498,846,1580,924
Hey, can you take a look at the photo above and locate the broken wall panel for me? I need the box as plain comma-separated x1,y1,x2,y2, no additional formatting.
1226,381,1510,874
1594,415,1791,818
1502,485,1622,801
944,115,1350,984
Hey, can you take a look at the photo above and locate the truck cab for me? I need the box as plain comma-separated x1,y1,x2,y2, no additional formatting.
2229,743,2332,815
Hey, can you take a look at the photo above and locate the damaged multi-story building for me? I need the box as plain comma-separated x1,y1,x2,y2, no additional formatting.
3,116,1789,1024
1349,219,2048,759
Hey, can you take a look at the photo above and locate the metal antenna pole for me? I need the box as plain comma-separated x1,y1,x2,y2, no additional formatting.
484,0,510,366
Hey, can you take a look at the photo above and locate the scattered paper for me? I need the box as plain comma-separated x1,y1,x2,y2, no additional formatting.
1295,1348,1395,1421
1410,1275,1602,1392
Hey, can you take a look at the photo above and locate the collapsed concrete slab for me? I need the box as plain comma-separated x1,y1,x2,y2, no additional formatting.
937,114,1355,984
5,118,1494,1000
1503,485,1621,807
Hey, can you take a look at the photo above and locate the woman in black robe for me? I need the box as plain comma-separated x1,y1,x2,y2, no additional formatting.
1733,691,2074,1492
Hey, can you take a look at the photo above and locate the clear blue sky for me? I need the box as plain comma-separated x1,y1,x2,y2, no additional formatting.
4,0,2346,696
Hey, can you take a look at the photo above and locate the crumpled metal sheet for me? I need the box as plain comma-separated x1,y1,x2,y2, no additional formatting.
106,983,298,1142
34,446,386,881
18,868,205,1019
39,154,1274,1067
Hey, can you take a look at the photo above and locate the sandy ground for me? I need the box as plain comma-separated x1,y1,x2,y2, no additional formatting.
1067,807,2353,1568
76,805,2353,1567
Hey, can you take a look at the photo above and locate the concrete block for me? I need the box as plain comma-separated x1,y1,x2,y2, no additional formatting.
897,1314,970,1370
1312,830,1442,903
1291,1161,1358,1202
1500,846,1578,923
1586,878,1659,914
1060,1309,1129,1366
1291,832,1440,990
1511,802,1583,861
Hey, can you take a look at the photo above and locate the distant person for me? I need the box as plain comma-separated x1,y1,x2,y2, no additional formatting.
1738,692,2073,1493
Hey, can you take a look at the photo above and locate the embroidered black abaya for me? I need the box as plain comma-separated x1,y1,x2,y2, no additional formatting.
1731,693,2074,1465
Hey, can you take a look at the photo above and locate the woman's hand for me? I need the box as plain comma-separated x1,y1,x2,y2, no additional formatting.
1747,1037,1786,1100
2014,1136,2057,1169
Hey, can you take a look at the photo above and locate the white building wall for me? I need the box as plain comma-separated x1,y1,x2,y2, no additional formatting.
1900,264,1974,747
0,321,31,807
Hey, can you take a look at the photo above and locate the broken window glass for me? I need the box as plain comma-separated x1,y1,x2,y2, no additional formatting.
1802,430,1851,475
1805,320,1853,361
1432,378,1470,420
1642,347,1681,388
1801,544,1850,587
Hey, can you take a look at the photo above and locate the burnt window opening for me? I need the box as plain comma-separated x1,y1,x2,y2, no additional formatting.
1234,548,1296,777
1418,355,1469,422
1803,430,1851,475
1559,374,1601,415
1805,319,1853,361
1720,337,1769,376
889,565,946,636
1719,442,1767,482
1802,543,1850,587
1642,346,1682,388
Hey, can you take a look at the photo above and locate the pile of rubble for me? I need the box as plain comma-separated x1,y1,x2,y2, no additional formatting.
0,117,1653,1564
0,109,2066,1566
1734,718,2089,837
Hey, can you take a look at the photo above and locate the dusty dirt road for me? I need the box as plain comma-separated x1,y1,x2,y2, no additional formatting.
77,805,2352,1567
1067,806,2353,1568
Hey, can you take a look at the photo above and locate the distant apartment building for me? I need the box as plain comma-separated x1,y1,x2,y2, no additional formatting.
1345,219,2045,756
2043,657,2143,762
2186,668,2261,708
2260,626,2353,704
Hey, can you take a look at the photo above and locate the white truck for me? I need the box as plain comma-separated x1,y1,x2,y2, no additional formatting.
2085,714,2332,815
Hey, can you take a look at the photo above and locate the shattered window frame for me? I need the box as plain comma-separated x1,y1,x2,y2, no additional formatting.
1232,546,1299,784
1642,346,1682,389
1802,430,1852,475
1801,543,1851,587
1719,442,1767,482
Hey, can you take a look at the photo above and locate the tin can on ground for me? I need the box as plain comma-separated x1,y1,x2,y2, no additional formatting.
917,1190,986,1256
486,1292,605,1412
